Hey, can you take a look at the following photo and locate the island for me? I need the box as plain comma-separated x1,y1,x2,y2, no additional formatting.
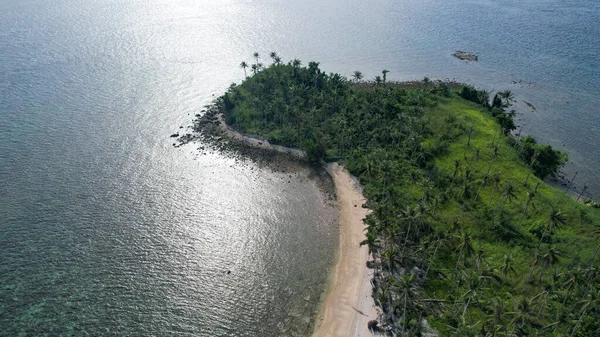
188,53,600,336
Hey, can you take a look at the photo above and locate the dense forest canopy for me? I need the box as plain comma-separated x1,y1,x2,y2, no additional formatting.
207,54,600,336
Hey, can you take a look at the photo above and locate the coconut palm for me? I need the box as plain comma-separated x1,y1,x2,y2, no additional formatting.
381,246,402,274
269,51,278,64
240,61,249,77
501,254,516,278
391,274,418,334
499,90,514,107
562,268,584,305
576,184,588,202
509,297,535,337
253,52,260,64
382,69,390,84
457,274,482,323
524,151,539,185
424,230,449,279
564,171,578,195
586,232,600,269
516,183,539,231
538,247,560,282
525,252,542,286
538,208,567,247
292,58,301,77
483,297,510,335
454,230,475,275
570,290,599,337
449,160,460,193
583,266,597,297
496,181,518,214
488,174,501,206
352,70,363,82
360,230,378,258
474,248,486,272
531,289,550,317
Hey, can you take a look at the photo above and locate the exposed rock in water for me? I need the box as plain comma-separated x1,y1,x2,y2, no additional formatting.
452,51,478,61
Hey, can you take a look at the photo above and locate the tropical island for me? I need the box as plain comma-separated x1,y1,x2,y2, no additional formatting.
189,53,600,336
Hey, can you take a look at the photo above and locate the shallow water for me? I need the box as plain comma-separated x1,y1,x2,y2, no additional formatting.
1,0,598,335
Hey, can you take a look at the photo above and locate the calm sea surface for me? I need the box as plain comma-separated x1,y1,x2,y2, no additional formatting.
1,0,598,335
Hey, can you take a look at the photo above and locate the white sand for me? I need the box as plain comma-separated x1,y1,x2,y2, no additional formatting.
313,163,378,337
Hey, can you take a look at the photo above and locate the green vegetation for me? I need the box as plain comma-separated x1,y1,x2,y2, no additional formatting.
213,54,600,336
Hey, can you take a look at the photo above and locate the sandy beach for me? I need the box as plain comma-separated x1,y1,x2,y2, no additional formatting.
213,113,379,335
313,163,378,337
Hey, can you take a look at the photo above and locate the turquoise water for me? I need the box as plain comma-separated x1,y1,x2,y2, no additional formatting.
1,0,598,335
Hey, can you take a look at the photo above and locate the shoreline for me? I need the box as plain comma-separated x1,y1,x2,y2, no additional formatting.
202,110,379,336
312,163,378,337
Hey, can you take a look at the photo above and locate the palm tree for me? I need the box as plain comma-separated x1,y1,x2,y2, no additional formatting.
562,268,584,305
253,52,260,64
564,171,578,195
424,230,449,279
449,160,460,193
524,252,541,286
251,63,258,75
524,151,539,186
352,70,363,82
381,246,402,274
516,184,539,231
400,205,418,259
292,58,301,77
576,184,588,202
509,297,535,337
496,181,518,214
382,69,390,84
583,266,597,297
570,290,599,337
484,297,510,335
360,230,378,259
538,208,567,247
471,172,488,206
538,247,560,282
499,90,514,107
531,289,550,317
586,231,600,269
240,61,248,77
391,274,418,334
501,254,516,278
454,230,475,276
474,248,486,271
488,174,501,206
457,275,481,323
374,75,382,85
269,51,278,64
